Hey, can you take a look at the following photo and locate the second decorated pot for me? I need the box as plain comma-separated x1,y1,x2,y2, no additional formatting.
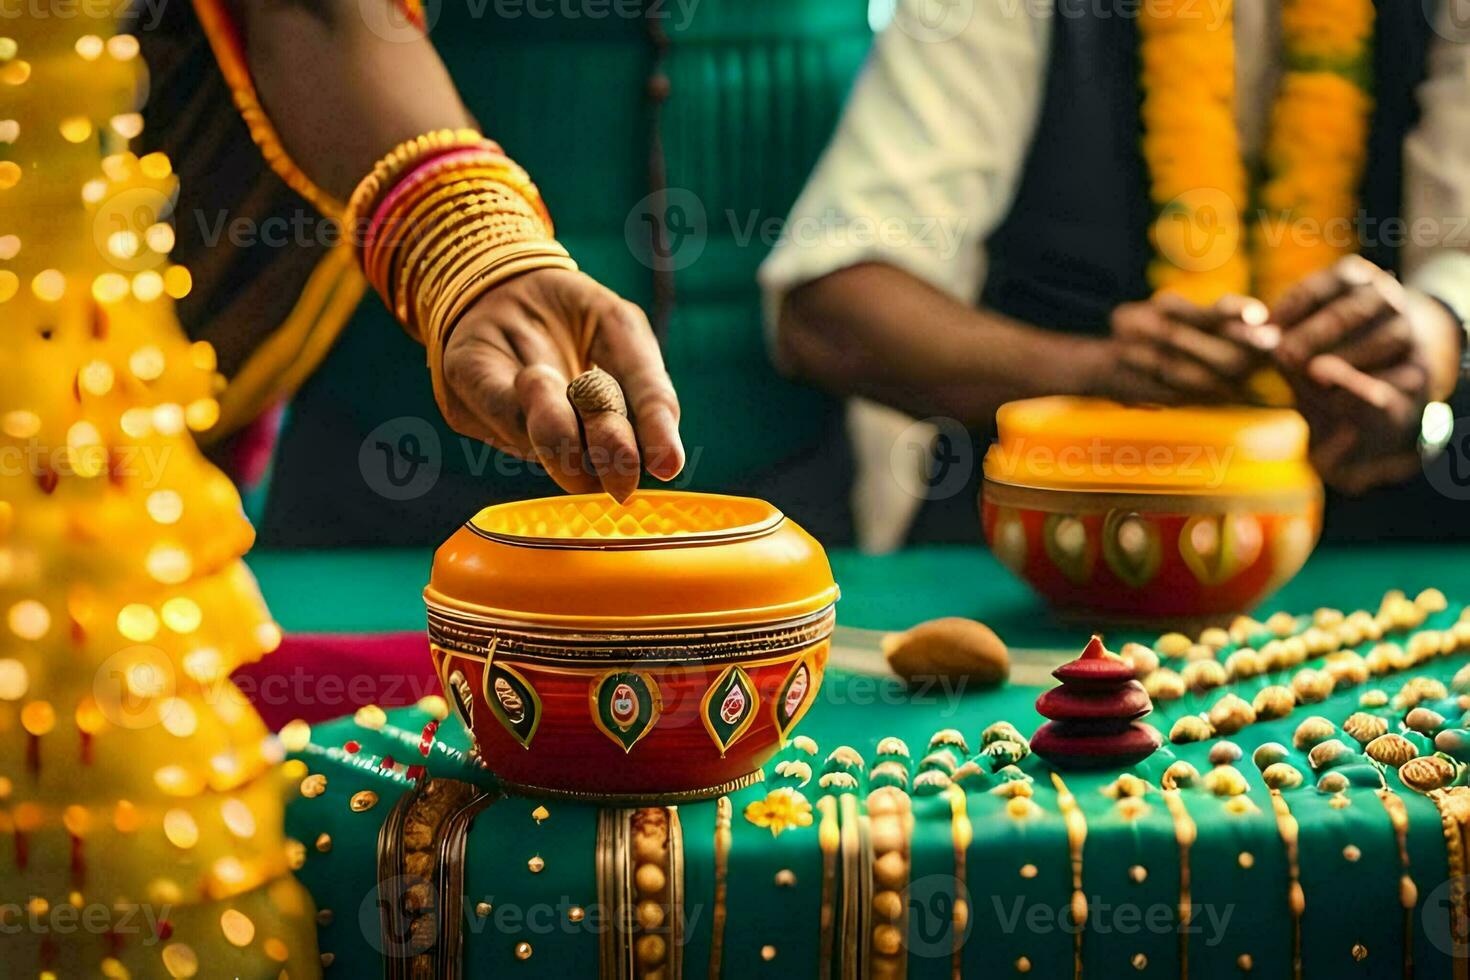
982,397,1322,628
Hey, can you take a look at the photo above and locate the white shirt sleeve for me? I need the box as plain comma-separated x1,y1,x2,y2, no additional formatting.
1402,10,1470,327
757,0,1052,334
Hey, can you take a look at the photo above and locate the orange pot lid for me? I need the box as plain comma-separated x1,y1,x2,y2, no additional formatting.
983,397,1319,495
425,491,839,628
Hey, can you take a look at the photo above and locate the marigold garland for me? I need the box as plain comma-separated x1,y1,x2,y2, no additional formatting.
1140,0,1375,308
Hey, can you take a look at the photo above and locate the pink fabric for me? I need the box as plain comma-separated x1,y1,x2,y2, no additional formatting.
230,402,284,491
232,631,439,729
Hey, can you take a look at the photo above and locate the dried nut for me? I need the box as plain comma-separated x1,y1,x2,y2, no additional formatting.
1207,694,1256,736
875,736,911,759
1307,739,1352,772
1262,762,1304,790
1204,765,1248,797
1389,598,1427,631
1185,644,1216,662
1301,627,1339,656
1337,622,1366,649
1291,668,1334,704
1406,707,1447,735
1225,649,1266,680
1155,632,1192,657
1183,660,1228,692
1259,640,1289,671
1394,678,1449,710
567,366,628,417
1198,627,1231,650
1314,607,1345,629
1323,651,1369,687
1293,716,1336,750
1144,669,1186,702
1408,631,1442,662
919,751,957,775
1266,611,1297,637
1456,623,1470,649
1436,730,1470,761
1252,685,1296,720
1341,712,1388,747
1209,741,1243,766
1453,665,1470,695
883,618,1008,687
1399,755,1456,793
1253,742,1290,771
1439,630,1461,655
1170,715,1214,744
1105,774,1151,799
984,740,1027,767
1120,643,1160,678
1229,616,1262,643
1417,588,1449,613
982,722,1025,748
1359,689,1389,708
1366,643,1402,675
1317,771,1350,793
1365,733,1419,768
1161,761,1199,790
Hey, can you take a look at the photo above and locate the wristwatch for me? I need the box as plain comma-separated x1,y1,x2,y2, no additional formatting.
1419,294,1468,462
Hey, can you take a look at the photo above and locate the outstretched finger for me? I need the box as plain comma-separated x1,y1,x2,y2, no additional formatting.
577,400,641,502
590,300,685,482
516,363,599,494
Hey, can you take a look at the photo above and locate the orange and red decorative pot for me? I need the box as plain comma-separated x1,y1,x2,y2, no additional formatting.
981,398,1322,628
425,491,838,802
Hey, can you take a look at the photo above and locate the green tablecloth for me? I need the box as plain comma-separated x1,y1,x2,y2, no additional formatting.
247,544,1470,647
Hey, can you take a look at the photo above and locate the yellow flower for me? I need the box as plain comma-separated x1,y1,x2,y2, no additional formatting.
743,787,814,837
1281,0,1374,61
1143,0,1372,301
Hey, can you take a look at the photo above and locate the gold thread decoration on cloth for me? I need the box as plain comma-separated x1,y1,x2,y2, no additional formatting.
947,785,972,980
596,809,631,980
374,777,487,980
1052,774,1089,980
867,787,913,979
838,792,867,980
1376,789,1417,979
817,794,840,980
1429,788,1470,980
1163,789,1197,980
1269,790,1306,980
708,796,733,980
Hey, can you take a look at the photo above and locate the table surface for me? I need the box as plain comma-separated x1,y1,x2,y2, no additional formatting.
247,543,1470,649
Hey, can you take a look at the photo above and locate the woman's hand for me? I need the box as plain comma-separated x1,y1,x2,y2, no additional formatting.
439,268,685,501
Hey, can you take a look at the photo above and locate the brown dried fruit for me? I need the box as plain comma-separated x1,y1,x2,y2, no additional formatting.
567,366,628,417
883,618,1008,687
1399,755,1456,793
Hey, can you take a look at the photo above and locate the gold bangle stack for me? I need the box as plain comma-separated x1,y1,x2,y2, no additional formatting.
348,131,579,417
341,128,492,247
